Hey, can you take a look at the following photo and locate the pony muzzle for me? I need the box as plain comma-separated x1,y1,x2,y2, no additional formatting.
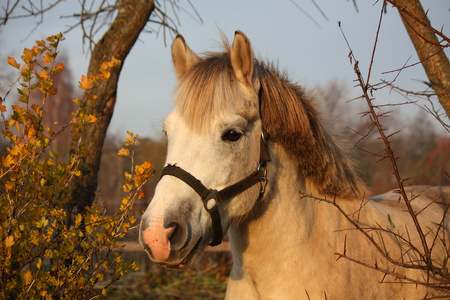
140,211,201,269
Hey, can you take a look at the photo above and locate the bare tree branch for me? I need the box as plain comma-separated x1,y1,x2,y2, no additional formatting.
1,0,64,24
335,2,450,293
388,0,450,121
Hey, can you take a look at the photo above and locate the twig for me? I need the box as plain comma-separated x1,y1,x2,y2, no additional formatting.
334,5,450,289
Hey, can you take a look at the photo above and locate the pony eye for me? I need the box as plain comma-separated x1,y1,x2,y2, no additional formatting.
221,129,242,142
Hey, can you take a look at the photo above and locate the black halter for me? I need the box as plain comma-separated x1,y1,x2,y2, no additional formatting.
160,134,271,246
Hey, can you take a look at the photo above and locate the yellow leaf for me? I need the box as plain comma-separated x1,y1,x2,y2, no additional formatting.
125,137,133,146
42,52,54,64
36,217,48,229
4,181,14,191
123,183,133,193
121,197,129,205
9,144,21,156
75,214,83,226
7,57,20,69
108,57,121,68
2,155,14,168
46,87,57,96
117,148,130,156
88,114,97,123
23,270,32,285
21,49,32,64
129,215,137,224
31,46,39,54
5,236,14,247
131,261,140,271
78,75,93,90
36,40,46,47
31,104,41,114
27,125,37,139
135,165,144,175
39,69,49,80
44,249,53,259
143,159,152,170
102,71,111,79
52,63,64,75
36,258,42,269
20,64,29,76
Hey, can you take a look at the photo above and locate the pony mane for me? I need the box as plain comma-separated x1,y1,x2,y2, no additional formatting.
256,62,366,199
174,41,366,200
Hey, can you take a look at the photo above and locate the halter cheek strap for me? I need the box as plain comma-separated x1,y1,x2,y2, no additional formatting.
160,134,270,246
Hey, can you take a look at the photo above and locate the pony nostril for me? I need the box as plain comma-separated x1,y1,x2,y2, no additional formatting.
165,221,190,251
162,199,194,252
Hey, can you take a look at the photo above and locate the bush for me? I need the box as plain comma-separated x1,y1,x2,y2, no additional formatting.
0,34,153,299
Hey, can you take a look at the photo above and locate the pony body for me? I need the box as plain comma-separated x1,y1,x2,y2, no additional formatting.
140,31,449,299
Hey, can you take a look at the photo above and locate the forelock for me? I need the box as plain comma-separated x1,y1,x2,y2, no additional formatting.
174,52,243,131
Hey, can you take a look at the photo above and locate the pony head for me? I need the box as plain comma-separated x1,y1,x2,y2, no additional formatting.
139,32,264,268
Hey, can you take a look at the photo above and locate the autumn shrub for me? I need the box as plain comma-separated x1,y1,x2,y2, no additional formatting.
0,34,153,299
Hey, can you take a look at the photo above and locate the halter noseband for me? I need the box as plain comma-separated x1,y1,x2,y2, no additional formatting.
160,133,271,246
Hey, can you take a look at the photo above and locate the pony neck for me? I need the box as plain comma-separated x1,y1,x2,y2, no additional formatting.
227,143,348,297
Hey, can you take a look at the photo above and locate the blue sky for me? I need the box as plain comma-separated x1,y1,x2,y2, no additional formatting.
1,1,449,138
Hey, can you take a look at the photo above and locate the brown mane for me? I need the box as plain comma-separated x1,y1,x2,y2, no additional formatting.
174,47,366,200
256,61,366,199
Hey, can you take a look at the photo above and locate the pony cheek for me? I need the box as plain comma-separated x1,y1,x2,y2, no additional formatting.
226,186,262,221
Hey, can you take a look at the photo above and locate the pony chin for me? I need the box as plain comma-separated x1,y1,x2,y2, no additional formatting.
157,238,205,270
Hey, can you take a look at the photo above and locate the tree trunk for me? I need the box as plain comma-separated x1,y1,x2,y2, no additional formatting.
390,0,450,120
68,0,155,213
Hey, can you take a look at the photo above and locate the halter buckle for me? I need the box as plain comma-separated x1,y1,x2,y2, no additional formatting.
257,162,268,195
203,190,221,213
202,190,223,246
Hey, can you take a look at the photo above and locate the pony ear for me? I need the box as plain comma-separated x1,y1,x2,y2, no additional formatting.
172,34,200,80
230,31,254,86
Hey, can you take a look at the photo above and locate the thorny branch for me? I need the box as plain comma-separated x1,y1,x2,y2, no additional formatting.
333,0,450,294
380,80,450,133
